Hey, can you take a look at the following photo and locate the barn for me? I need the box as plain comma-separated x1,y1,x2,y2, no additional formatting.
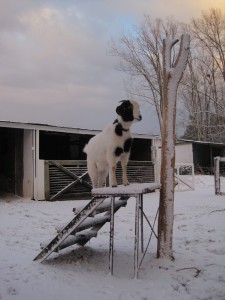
0,121,160,200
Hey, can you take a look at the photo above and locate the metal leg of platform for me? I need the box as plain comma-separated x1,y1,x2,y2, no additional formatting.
109,196,115,275
107,190,156,278
134,194,141,279
140,194,144,253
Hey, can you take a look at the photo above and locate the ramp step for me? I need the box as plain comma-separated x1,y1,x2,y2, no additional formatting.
56,214,110,233
78,196,129,247
34,196,129,262
73,198,128,216
33,196,105,262
41,229,98,251
56,198,128,233
75,215,111,232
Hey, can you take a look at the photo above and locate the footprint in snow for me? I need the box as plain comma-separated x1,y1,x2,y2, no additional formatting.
7,287,17,295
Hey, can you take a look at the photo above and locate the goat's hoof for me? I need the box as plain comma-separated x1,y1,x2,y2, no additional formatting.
112,184,117,188
123,182,130,186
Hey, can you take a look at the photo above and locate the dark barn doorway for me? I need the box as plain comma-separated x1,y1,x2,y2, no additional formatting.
193,142,225,174
39,131,94,160
0,128,23,196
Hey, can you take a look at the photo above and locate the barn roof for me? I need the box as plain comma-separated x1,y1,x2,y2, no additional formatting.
0,120,159,140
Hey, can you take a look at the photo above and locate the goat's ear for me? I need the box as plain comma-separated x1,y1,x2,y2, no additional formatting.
116,103,123,116
116,100,129,115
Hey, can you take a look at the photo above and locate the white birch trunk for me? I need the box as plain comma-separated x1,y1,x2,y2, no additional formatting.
157,34,190,259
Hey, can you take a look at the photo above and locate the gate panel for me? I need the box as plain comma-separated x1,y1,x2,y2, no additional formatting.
175,163,195,191
45,160,155,200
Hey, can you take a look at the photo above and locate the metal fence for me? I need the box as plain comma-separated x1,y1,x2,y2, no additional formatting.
45,160,155,200
175,163,195,191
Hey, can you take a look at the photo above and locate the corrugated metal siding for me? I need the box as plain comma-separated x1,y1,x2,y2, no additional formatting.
46,160,155,200
116,162,154,184
48,163,92,199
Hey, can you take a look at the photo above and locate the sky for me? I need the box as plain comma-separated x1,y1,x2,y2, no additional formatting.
0,0,224,134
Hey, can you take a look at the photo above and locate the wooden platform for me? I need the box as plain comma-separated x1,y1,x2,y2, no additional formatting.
92,182,161,197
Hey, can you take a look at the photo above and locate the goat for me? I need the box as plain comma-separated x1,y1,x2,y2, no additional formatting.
83,100,142,188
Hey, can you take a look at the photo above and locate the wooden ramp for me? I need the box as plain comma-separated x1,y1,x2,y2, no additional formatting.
33,196,128,262
34,183,160,278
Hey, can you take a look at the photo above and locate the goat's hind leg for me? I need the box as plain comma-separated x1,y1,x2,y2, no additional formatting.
87,162,98,188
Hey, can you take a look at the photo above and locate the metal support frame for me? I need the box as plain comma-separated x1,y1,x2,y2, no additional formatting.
109,196,115,275
92,183,161,278
134,194,141,278
108,193,157,279
140,194,144,253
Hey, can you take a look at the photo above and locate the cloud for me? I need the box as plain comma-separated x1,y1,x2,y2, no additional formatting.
0,4,120,88
0,0,224,133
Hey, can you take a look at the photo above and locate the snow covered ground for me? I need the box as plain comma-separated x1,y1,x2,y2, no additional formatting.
0,176,225,300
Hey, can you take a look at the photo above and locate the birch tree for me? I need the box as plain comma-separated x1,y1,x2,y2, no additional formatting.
191,8,225,82
181,51,225,142
180,8,225,143
110,16,179,133
157,34,190,259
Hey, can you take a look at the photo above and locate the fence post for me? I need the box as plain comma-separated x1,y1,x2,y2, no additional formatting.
214,156,220,195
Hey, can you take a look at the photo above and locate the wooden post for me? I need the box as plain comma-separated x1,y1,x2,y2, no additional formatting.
157,34,190,259
214,156,221,195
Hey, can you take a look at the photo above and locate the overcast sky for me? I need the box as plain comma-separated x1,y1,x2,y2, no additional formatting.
0,0,224,134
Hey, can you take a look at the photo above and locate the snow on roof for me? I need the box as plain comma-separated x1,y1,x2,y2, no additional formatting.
0,120,99,135
0,120,159,139
177,138,225,147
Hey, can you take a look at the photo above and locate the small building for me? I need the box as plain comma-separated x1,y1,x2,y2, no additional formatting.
0,121,159,200
153,138,225,191
176,139,225,174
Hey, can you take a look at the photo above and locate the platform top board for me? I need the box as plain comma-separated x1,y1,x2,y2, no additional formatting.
92,182,161,197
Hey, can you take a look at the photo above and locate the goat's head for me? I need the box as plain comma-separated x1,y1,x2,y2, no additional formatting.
116,100,142,122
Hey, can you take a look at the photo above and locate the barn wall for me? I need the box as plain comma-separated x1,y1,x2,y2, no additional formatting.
154,141,194,183
175,143,193,164
152,138,162,183
36,160,45,200
33,130,45,200
23,129,34,198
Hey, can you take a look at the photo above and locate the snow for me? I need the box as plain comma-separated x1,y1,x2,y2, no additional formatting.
1,175,225,300
92,182,161,196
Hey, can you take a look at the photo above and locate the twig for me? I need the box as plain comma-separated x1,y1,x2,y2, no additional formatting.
208,208,225,215
176,267,201,278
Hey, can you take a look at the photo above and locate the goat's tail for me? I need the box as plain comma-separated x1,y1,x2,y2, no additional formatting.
83,144,88,154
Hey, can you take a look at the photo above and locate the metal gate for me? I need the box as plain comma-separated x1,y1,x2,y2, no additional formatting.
44,160,155,200
175,163,195,191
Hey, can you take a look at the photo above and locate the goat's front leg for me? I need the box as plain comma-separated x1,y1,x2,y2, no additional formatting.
107,152,118,187
120,153,130,186
109,165,117,187
98,168,108,188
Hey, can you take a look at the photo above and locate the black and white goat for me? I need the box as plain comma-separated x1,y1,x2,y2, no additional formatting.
83,100,142,188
